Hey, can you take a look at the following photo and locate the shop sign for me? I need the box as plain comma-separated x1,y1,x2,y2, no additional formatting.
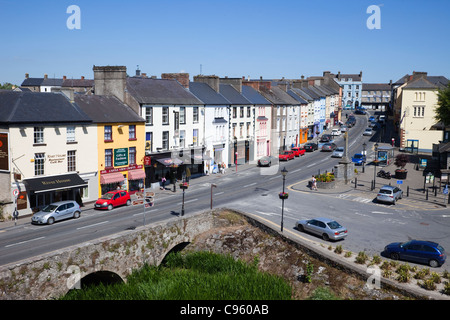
0,132,9,172
114,148,128,166
100,164,143,175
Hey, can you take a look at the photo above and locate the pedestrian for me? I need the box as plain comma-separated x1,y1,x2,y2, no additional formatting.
222,162,226,174
311,175,317,191
161,176,166,190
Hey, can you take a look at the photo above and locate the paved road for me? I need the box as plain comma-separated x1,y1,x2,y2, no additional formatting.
1,111,449,270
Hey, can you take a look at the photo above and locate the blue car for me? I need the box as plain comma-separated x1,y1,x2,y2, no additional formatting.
351,153,366,165
384,240,446,267
368,116,375,122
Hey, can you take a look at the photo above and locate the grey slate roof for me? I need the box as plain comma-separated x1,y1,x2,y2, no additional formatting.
219,84,251,105
21,77,63,87
290,88,314,102
362,83,392,91
74,95,144,123
241,86,271,105
403,77,440,89
188,82,230,105
287,89,308,104
299,87,320,100
0,91,91,124
126,77,203,105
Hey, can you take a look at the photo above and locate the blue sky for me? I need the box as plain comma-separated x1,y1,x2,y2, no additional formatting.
1,0,449,85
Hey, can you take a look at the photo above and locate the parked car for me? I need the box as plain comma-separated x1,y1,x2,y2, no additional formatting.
340,125,348,132
331,147,344,158
351,153,366,165
279,150,295,161
368,116,375,122
321,142,337,152
331,128,341,137
95,190,131,210
257,156,275,167
363,128,373,136
31,200,81,225
320,135,332,143
384,240,446,267
291,147,305,157
304,142,318,152
296,217,348,241
376,185,403,205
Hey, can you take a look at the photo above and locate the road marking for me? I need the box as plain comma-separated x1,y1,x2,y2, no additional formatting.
291,168,302,173
215,192,224,195
306,162,317,168
5,236,45,248
372,211,393,215
76,221,109,230
177,199,198,205
255,210,277,216
133,209,157,216
243,182,257,188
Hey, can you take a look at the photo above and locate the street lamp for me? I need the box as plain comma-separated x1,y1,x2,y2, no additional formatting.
362,142,367,173
280,167,288,232
373,142,379,190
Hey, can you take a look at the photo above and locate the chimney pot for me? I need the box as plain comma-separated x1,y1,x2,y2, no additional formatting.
44,74,48,79
63,76,67,80
25,73,29,79
81,76,85,80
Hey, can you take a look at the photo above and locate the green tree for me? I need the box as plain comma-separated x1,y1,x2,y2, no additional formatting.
0,82,16,90
435,83,450,126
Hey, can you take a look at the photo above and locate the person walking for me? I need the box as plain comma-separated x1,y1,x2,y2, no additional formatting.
311,175,317,191
161,176,166,190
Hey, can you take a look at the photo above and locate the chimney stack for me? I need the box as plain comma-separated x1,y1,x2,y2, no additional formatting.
193,75,220,93
44,74,48,79
25,73,29,79
93,65,127,102
161,73,190,89
63,76,67,80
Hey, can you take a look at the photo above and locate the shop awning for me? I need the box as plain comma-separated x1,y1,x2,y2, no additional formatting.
100,172,125,185
128,169,146,181
155,158,183,167
24,173,88,194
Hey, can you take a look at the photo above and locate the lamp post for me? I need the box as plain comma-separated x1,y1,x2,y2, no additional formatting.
373,142,379,190
362,142,367,173
280,167,288,232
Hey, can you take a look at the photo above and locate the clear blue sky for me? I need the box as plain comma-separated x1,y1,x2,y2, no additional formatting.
1,0,449,85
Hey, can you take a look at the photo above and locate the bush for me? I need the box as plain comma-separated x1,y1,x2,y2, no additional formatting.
355,251,368,264
396,269,411,283
334,245,343,254
420,279,436,291
444,281,450,295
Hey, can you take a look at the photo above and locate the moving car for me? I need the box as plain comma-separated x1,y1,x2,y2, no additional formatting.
351,153,366,165
346,118,356,127
304,142,318,152
321,142,337,152
31,200,81,225
376,185,403,205
291,147,305,157
319,135,332,143
331,128,341,137
296,217,348,241
368,116,375,122
363,128,373,136
355,109,366,115
340,125,348,132
331,147,344,158
95,190,131,210
279,150,295,161
384,240,446,267
257,156,274,167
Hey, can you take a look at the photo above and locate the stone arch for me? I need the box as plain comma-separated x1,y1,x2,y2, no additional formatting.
79,270,124,289
159,241,190,266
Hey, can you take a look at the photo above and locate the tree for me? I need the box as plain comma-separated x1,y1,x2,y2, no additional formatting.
394,153,409,170
0,82,16,90
435,82,450,126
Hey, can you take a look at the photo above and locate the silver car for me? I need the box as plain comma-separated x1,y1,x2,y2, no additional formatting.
376,185,403,205
295,217,348,241
31,200,81,225
331,147,344,158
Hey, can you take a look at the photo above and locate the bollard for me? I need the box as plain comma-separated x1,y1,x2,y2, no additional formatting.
407,186,409,197
434,186,437,197
426,188,429,200
355,177,357,189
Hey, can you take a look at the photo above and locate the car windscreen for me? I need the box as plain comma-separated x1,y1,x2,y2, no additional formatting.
438,245,445,253
41,205,58,212
101,193,114,199
327,221,342,229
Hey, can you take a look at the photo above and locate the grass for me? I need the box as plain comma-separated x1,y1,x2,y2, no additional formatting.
61,251,292,300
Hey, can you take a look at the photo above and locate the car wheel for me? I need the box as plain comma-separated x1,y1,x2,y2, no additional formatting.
297,225,304,232
47,217,55,225
73,211,80,219
268,162,271,167
126,199,131,206
107,204,113,211
390,252,399,260
322,233,329,241
429,259,439,268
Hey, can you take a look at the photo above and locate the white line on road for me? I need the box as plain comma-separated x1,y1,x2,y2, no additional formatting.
243,183,257,188
177,199,198,205
76,221,109,230
133,209,157,216
306,162,317,168
215,192,224,195
5,236,45,248
291,168,302,173
372,211,393,215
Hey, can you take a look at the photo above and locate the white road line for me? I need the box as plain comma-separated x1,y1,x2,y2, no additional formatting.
5,236,45,248
372,211,393,215
215,192,225,195
76,221,109,230
291,168,302,173
178,199,198,205
306,162,317,168
133,209,157,216
243,183,257,188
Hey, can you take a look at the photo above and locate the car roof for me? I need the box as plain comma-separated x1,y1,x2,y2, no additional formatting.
409,240,440,247
49,200,77,205
313,217,335,223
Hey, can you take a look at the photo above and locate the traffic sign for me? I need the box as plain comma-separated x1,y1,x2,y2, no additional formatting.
443,185,448,195
396,180,403,185
13,189,19,197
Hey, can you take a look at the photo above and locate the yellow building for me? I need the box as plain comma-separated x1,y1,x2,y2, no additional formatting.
75,95,146,196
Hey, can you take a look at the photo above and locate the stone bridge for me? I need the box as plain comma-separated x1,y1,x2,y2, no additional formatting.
0,211,215,300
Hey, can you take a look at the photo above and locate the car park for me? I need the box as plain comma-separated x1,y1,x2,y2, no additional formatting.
304,142,318,152
363,128,373,136
321,142,337,152
331,147,344,158
291,147,305,157
376,185,403,205
95,190,131,210
257,156,275,167
384,240,446,267
296,217,348,241
31,200,81,225
331,128,341,137
279,150,294,161
351,153,366,165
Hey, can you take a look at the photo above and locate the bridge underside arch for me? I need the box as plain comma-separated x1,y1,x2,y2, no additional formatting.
159,241,191,266
80,270,124,289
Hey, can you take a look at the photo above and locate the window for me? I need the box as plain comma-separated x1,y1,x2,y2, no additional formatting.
104,126,112,141
193,107,199,123
67,150,76,172
105,149,113,168
413,106,425,117
247,122,251,137
145,107,153,125
240,123,244,138
34,153,45,176
193,129,198,146
162,131,169,150
240,107,244,118
233,107,237,118
129,125,136,140
247,107,251,117
180,130,186,148
180,107,186,124
162,107,169,124
232,123,237,138
146,132,152,152
129,147,136,165
67,126,76,143
34,127,44,144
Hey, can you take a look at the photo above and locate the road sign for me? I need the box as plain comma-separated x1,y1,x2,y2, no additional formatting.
443,185,448,195
13,189,19,197
396,180,403,185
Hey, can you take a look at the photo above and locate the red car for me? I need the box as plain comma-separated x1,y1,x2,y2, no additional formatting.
279,150,295,161
291,147,306,157
95,190,131,210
